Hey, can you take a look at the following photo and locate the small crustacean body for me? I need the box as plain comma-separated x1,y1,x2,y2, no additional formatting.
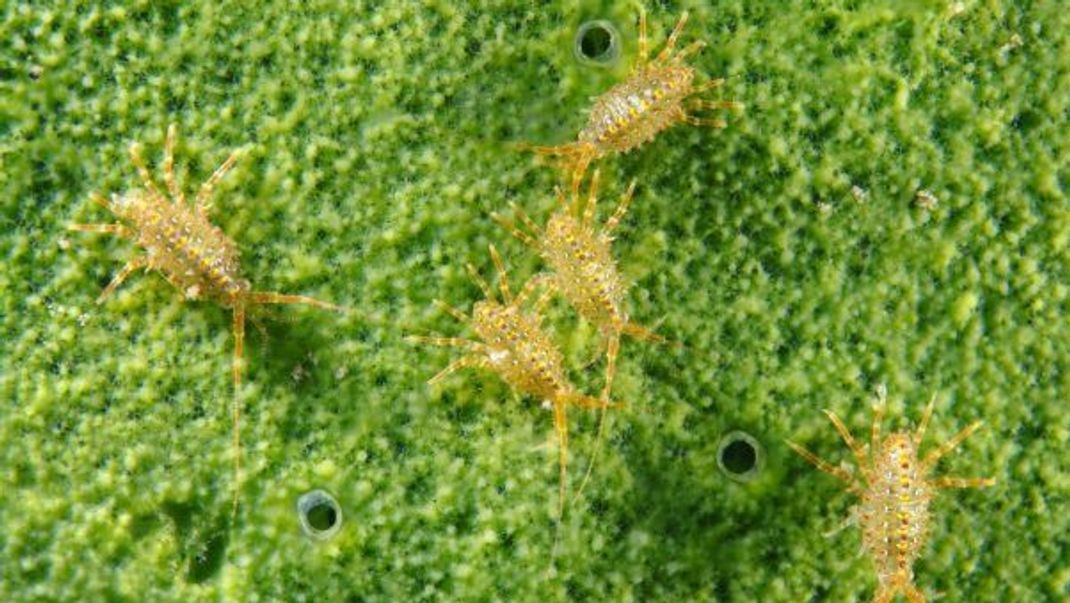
494,170,671,498
494,170,668,401
406,244,614,518
787,391,996,603
68,123,344,513
524,8,743,192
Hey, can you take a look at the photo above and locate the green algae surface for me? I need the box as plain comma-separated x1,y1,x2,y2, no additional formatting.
1,1,1067,601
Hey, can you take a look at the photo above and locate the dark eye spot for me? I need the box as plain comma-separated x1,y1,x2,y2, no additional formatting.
717,431,764,481
297,489,343,540
574,20,621,67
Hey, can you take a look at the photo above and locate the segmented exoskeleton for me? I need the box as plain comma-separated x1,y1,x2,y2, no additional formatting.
68,124,345,514
406,244,615,519
787,391,996,603
494,170,671,500
524,8,743,192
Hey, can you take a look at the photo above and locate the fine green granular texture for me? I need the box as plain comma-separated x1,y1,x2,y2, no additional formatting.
1,1,1067,601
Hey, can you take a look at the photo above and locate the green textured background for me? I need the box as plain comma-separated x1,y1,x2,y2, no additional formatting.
1,1,1067,601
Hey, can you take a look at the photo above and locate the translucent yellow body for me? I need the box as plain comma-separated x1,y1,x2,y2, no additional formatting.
523,9,742,192
408,245,613,519
788,394,996,603
69,124,344,514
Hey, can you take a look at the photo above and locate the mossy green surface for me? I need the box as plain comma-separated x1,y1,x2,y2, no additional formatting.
1,1,1067,601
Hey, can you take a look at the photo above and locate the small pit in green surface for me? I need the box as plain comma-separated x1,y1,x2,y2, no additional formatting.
717,431,764,482
574,20,621,66
297,489,343,540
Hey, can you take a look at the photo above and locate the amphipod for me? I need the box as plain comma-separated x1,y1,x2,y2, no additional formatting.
524,8,743,192
787,393,996,603
69,124,345,513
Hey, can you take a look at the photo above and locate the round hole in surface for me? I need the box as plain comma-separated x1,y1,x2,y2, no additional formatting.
716,431,764,482
297,489,343,540
574,20,621,66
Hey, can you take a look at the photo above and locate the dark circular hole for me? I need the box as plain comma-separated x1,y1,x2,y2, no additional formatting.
580,25,612,59
716,431,764,482
721,439,757,474
305,501,337,531
297,489,343,540
574,20,621,67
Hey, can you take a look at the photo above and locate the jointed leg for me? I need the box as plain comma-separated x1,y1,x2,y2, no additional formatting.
553,400,569,520
694,78,726,94
603,180,636,235
823,410,872,482
433,299,469,323
871,400,885,460
921,420,985,470
686,99,745,111
487,244,513,303
96,257,149,304
637,8,649,66
514,273,553,309
404,335,488,353
786,440,864,495
580,169,601,225
195,149,240,214
248,291,345,312
67,223,134,238
493,205,540,249
465,262,495,301
672,40,706,63
622,321,670,344
129,142,163,199
928,476,996,489
231,305,246,516
428,355,489,385
164,124,187,205
684,115,728,128
914,393,937,446
654,11,690,64
573,332,620,503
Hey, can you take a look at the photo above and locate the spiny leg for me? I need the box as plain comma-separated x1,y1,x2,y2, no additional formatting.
672,39,706,63
89,192,113,210
67,223,134,238
603,180,636,235
683,115,728,128
428,355,490,385
164,123,187,205
622,321,670,345
552,399,569,520
510,202,544,239
914,393,937,446
686,99,745,111
786,440,864,495
513,273,554,309
129,142,163,199
464,262,495,301
637,7,649,66
487,244,514,304
921,420,985,470
654,11,690,64
432,299,469,323
96,257,149,304
493,208,539,249
822,410,873,482
248,291,345,312
574,331,620,504
693,78,726,94
404,335,488,353
928,476,996,489
871,400,885,460
231,304,246,516
580,169,601,226
195,149,240,215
